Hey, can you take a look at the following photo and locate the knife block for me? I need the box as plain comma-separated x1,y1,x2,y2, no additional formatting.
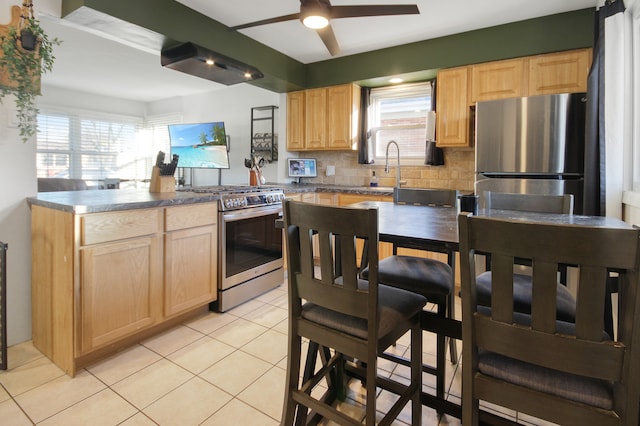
149,166,175,193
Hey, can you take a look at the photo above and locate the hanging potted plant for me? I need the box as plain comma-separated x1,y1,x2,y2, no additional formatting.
0,2,60,142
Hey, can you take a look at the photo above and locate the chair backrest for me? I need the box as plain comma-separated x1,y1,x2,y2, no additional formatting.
458,213,640,424
37,178,88,192
482,191,573,214
394,187,459,207
283,199,380,331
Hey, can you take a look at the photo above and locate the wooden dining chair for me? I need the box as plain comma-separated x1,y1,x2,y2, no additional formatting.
281,200,426,426
477,191,577,323
458,213,640,426
361,187,458,403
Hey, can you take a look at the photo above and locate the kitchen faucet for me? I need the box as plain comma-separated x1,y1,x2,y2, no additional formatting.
385,140,406,189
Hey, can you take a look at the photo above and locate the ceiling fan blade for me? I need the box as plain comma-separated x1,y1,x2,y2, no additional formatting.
229,13,301,31
316,24,340,56
330,4,419,19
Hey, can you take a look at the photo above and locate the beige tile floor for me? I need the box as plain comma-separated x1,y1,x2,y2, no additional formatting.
0,283,553,425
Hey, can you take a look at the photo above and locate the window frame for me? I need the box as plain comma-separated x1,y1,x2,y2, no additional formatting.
368,81,433,165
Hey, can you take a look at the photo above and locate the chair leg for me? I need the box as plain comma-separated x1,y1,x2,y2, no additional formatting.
411,321,422,426
282,335,304,426
436,301,446,401
447,293,459,364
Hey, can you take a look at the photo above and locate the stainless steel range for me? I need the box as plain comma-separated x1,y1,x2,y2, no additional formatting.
191,186,285,312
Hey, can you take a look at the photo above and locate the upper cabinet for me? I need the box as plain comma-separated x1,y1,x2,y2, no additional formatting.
436,48,592,148
286,91,305,151
304,87,327,149
435,66,470,148
287,83,360,151
470,58,527,104
528,49,591,95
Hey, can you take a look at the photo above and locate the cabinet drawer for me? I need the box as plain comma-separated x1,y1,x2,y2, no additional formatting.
81,209,161,245
165,203,217,231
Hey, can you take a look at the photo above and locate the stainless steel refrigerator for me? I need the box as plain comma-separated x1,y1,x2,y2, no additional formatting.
474,92,587,214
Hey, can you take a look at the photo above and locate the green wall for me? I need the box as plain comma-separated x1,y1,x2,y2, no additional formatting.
61,1,594,92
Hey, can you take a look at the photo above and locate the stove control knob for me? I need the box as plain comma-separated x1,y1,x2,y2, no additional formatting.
224,199,232,208
266,194,274,203
240,198,247,207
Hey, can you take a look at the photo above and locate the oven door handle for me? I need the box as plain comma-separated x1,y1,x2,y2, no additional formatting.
222,206,283,222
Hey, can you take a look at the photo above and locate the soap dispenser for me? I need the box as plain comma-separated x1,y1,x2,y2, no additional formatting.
370,171,379,187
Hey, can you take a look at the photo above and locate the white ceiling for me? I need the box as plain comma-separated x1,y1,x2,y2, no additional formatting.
37,0,598,103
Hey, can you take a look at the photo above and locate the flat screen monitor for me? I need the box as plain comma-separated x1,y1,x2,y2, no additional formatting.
168,122,230,169
288,158,317,180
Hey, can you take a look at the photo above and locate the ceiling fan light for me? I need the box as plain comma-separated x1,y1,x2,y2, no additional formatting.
302,15,329,29
300,0,330,29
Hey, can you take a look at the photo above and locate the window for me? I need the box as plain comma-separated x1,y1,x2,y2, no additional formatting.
369,82,433,162
37,108,180,189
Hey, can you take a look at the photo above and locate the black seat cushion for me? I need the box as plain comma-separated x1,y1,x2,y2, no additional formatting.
476,271,576,322
301,280,427,341
361,255,453,297
475,307,613,410
478,351,614,410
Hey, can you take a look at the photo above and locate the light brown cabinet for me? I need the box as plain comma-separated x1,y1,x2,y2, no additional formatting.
31,202,219,376
286,91,305,151
470,58,527,104
80,235,162,353
436,48,592,148
286,83,360,151
528,48,591,95
164,204,217,317
435,66,470,148
305,88,327,149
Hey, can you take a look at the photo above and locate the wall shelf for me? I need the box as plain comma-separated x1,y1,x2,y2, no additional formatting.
251,106,278,162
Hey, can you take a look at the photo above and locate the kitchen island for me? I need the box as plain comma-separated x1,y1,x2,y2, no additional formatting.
28,189,223,376
27,184,394,375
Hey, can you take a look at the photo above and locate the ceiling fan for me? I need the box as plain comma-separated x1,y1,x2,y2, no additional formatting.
229,0,420,56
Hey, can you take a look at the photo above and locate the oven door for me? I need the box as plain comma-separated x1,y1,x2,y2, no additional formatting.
219,205,283,290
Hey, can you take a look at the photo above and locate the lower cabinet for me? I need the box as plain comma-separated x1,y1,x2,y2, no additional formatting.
80,236,162,352
31,202,218,376
164,225,217,317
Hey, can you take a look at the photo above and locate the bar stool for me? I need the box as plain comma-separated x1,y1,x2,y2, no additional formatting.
361,187,459,403
477,191,577,323
281,200,426,425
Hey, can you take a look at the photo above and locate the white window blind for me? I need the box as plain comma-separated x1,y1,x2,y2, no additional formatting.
369,82,433,161
37,108,181,189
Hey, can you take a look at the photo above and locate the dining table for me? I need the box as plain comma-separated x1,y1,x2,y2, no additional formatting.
347,200,634,425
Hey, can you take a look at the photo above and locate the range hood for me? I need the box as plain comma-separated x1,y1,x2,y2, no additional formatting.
161,42,263,86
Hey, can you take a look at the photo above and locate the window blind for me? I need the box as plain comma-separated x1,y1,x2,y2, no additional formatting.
37,107,181,189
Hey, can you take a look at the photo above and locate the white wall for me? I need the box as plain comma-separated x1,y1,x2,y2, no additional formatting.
178,84,282,186
0,98,36,346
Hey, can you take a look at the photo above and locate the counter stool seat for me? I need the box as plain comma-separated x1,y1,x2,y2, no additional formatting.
375,255,453,296
361,254,455,403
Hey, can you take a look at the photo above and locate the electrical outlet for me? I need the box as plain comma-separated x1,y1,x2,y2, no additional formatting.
326,165,335,176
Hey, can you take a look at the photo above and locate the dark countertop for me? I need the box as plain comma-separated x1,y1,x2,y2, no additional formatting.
26,184,396,214
27,189,221,214
279,183,395,196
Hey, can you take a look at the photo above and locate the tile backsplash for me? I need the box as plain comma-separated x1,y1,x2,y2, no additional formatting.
290,149,475,192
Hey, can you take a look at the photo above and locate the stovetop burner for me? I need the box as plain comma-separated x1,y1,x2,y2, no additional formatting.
185,185,281,195
178,185,284,211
